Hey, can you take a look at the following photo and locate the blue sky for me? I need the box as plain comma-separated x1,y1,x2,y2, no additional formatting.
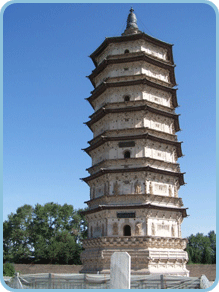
3,2,216,238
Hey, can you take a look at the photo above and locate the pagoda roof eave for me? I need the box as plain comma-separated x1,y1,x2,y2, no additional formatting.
86,157,181,174
84,133,183,157
88,53,176,82
84,193,184,206
88,128,177,145
81,203,188,218
88,102,178,120
89,58,176,88
89,33,174,67
87,78,178,108
81,166,185,185
85,105,180,132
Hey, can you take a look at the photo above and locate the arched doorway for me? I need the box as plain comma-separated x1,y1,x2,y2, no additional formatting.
123,225,131,236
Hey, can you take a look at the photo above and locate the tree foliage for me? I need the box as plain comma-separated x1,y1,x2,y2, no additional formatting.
4,203,216,266
3,203,87,264
3,263,15,276
186,231,216,264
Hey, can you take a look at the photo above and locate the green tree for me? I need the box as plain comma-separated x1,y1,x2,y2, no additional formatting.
3,263,15,277
201,245,212,264
186,231,216,264
3,203,87,264
3,205,34,263
48,231,83,264
208,230,216,264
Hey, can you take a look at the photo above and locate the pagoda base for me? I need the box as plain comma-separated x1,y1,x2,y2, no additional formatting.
80,236,189,276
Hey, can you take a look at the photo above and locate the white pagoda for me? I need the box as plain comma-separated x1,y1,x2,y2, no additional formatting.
81,8,189,276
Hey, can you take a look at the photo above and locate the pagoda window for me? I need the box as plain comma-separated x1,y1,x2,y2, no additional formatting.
124,49,130,54
124,95,130,102
123,225,131,236
124,150,131,159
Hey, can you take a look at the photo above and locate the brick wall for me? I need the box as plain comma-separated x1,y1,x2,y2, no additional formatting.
13,264,216,281
187,264,216,281
14,264,82,275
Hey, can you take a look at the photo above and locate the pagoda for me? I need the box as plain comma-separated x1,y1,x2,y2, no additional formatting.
81,8,189,276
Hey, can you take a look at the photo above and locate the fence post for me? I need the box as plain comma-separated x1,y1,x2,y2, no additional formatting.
15,272,23,289
48,273,52,289
160,274,165,289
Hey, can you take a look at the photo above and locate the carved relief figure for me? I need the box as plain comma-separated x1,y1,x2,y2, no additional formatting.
135,222,142,235
112,222,118,235
113,181,119,195
151,223,155,236
135,180,141,194
102,224,105,236
90,226,93,238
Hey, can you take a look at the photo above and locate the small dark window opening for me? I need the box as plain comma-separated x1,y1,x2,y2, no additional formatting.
124,49,130,54
124,151,131,159
123,225,131,236
124,95,130,102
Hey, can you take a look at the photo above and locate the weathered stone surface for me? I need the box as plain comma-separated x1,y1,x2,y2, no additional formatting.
110,252,131,289
81,9,188,276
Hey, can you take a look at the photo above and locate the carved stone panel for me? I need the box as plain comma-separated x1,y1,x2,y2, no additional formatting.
135,222,143,235
134,180,142,194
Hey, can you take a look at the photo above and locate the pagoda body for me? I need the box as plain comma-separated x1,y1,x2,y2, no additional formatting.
81,9,189,276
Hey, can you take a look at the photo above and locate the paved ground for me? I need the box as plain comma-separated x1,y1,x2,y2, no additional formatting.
13,264,216,281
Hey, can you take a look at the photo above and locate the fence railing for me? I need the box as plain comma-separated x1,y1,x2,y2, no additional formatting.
4,273,211,289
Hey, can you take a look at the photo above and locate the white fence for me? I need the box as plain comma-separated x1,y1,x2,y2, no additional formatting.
4,273,211,289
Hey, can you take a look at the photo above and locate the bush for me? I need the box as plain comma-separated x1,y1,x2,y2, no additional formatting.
3,263,15,277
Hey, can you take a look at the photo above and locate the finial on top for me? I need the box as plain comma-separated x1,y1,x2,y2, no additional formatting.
122,7,141,36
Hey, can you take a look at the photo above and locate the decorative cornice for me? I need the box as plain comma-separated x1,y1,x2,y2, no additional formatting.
82,203,188,217
82,236,187,250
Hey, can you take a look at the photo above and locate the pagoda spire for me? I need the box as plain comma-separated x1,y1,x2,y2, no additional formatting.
122,7,141,36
